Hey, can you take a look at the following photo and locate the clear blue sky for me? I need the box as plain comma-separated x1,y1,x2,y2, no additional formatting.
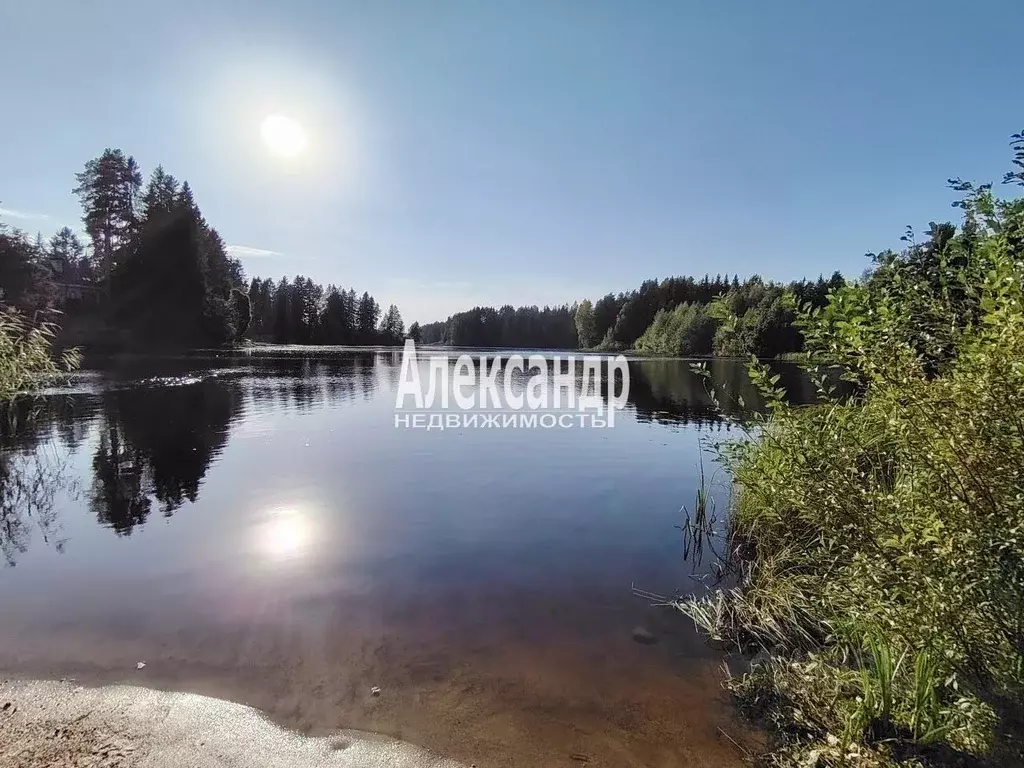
1,0,1021,324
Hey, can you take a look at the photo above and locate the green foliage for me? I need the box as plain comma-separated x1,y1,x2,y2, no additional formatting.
0,309,80,402
574,298,596,348
677,140,1024,766
230,288,251,341
634,302,717,356
418,272,841,354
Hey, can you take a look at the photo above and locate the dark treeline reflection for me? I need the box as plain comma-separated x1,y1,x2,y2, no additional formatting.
627,358,819,428
0,354,816,563
90,376,243,533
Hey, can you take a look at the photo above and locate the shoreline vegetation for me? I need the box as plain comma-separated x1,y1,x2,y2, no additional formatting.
0,309,80,402
674,133,1024,767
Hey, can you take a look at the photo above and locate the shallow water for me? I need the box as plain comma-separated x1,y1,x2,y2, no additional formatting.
0,351,809,767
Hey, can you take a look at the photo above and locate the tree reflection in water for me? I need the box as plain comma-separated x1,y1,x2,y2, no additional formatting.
89,376,243,534
0,373,245,561
90,424,150,535
0,438,78,567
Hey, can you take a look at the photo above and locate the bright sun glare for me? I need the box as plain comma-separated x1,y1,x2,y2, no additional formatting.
260,114,307,158
260,511,312,559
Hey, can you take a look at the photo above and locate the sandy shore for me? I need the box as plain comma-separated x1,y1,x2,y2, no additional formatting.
0,586,750,768
0,679,467,768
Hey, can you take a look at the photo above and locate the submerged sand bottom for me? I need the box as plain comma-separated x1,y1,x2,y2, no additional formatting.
0,679,466,768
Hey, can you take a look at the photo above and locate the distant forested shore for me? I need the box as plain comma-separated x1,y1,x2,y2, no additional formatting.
2,147,849,358
417,271,846,356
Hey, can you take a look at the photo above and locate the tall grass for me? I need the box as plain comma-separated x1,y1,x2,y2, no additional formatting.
0,309,80,402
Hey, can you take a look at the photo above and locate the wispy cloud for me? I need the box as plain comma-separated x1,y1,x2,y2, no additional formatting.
226,244,280,258
0,207,49,221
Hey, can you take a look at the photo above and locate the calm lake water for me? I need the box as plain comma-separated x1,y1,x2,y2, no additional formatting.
0,351,813,767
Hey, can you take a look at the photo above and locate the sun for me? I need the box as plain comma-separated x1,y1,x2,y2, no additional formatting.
260,114,307,158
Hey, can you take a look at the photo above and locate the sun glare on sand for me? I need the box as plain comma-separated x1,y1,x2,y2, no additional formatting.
260,114,307,158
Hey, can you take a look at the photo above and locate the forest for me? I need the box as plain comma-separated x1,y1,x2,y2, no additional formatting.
245,276,405,345
418,272,846,356
0,148,404,348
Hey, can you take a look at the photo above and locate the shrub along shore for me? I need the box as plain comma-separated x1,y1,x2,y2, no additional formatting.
678,133,1024,766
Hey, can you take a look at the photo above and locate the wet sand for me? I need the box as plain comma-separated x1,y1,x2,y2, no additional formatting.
0,679,465,768
0,586,752,768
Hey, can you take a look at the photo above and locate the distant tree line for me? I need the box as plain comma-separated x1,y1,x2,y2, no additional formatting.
1,149,408,349
246,277,404,345
418,304,577,348
419,272,845,356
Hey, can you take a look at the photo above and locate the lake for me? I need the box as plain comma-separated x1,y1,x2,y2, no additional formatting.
0,351,813,767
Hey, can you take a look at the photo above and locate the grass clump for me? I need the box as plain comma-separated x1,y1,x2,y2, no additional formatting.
679,136,1024,766
0,309,80,402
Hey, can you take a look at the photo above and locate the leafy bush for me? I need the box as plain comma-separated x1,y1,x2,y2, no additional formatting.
679,144,1024,766
634,302,718,356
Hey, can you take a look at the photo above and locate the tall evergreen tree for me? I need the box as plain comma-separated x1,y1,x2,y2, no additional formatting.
73,149,142,289
48,226,93,285
356,291,380,343
139,165,179,222
378,303,404,344
48,226,85,266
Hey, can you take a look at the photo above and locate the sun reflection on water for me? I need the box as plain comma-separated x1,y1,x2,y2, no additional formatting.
257,509,314,560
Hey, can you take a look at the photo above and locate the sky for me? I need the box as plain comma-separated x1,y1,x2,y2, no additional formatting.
1,0,1021,324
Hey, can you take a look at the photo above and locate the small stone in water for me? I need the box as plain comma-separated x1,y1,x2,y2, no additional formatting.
369,686,381,697
631,626,657,644
136,661,146,670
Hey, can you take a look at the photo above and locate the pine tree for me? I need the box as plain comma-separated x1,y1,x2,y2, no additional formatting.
273,277,291,342
48,226,91,284
378,304,404,344
139,165,179,222
73,149,142,289
356,292,380,343
48,226,85,264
